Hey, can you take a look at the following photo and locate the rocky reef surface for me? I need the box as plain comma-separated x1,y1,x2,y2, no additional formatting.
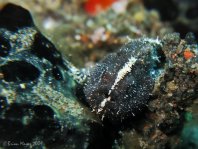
0,2,197,149
0,4,109,149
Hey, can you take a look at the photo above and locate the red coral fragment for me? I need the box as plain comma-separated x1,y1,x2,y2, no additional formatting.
184,48,195,60
84,0,116,16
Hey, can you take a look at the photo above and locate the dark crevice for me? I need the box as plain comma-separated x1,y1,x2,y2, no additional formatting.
0,35,11,57
0,3,33,31
154,47,166,69
52,66,63,80
33,105,54,119
31,33,63,66
88,122,117,149
0,61,40,82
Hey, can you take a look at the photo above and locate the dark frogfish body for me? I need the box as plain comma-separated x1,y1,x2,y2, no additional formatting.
84,38,165,122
